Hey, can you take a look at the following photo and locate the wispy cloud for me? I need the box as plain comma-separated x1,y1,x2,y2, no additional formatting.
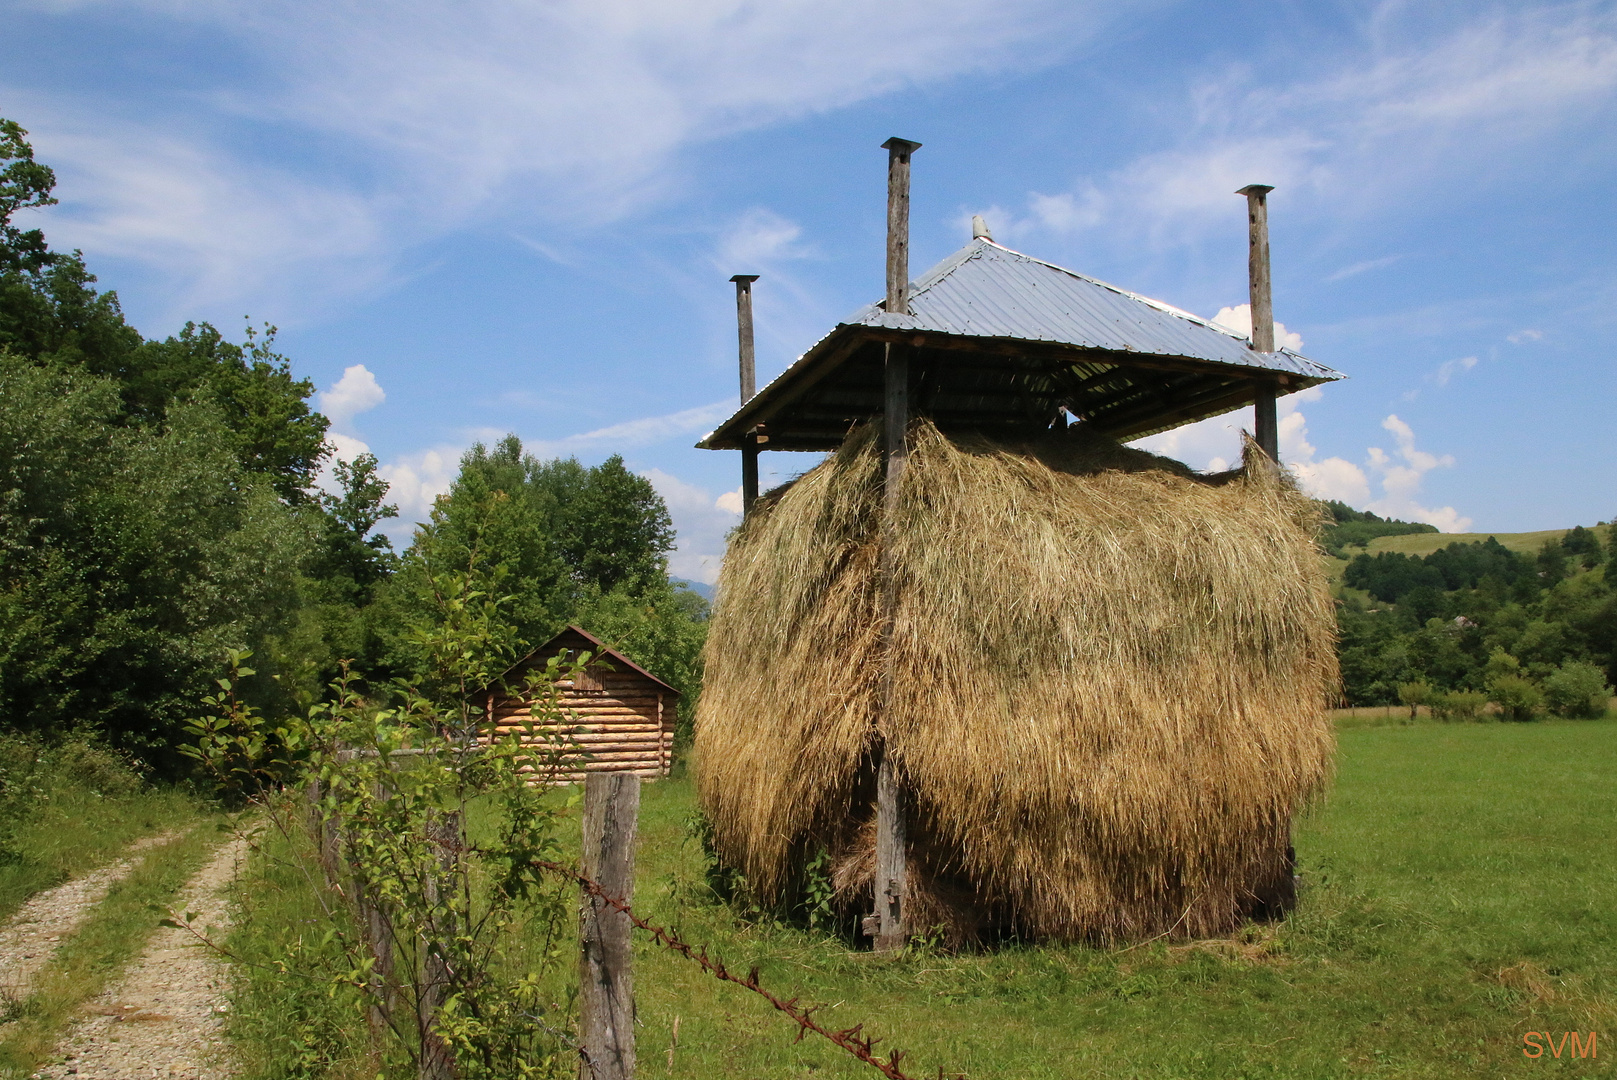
1433,354,1478,387
523,399,735,457
1327,254,1404,282
13,109,388,322
16,0,1139,317
1507,328,1544,344
1006,8,1617,253
1400,354,1479,401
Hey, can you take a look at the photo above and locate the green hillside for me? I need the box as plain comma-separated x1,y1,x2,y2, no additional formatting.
1363,527,1607,558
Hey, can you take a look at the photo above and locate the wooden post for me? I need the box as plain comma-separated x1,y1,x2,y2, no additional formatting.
873,339,909,953
881,138,922,315
1238,184,1279,462
579,773,639,1080
872,137,919,953
732,274,761,518
1253,383,1279,463
418,810,460,1080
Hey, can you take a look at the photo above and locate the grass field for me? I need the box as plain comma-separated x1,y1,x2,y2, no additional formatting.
615,720,1615,1079
223,718,1615,1078
1362,529,1592,559
0,738,207,922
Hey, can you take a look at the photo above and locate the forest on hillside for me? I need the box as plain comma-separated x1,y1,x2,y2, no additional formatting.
0,119,706,775
1332,518,1616,715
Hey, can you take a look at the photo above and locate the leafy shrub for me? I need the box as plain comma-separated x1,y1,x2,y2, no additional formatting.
1542,660,1613,719
1396,681,1431,720
1430,690,1488,722
0,732,143,863
1489,674,1543,722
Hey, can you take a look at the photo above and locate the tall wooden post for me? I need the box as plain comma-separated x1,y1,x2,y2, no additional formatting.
579,773,639,1080
882,138,921,315
732,274,761,517
875,341,909,953
874,135,919,953
1238,184,1280,463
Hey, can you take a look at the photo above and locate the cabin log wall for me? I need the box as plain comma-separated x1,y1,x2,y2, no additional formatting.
487,667,673,782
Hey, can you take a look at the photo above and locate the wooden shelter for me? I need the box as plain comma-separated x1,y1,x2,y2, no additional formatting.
481,626,678,782
697,139,1346,949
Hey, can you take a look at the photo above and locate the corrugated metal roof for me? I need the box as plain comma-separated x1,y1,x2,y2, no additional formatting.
696,237,1344,452
844,238,1339,381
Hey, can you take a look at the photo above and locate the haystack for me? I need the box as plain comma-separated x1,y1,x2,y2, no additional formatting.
695,419,1337,944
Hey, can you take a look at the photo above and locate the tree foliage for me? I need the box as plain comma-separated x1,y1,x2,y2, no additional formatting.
1336,526,1617,715
0,356,312,761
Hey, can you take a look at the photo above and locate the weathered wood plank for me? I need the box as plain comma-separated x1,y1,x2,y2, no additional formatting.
579,773,638,1080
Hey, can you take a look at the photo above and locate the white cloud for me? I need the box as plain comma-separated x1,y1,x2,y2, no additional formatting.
1507,328,1544,344
379,445,463,535
369,397,744,548
1280,393,1373,506
642,468,741,585
1132,408,1251,473
1284,408,1470,531
1210,303,1305,351
313,364,387,493
1138,389,1471,532
319,364,386,432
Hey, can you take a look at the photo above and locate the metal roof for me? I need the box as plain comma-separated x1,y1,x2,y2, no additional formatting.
698,238,1343,452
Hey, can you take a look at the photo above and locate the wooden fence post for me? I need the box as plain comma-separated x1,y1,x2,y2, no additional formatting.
419,809,461,1080
580,773,639,1080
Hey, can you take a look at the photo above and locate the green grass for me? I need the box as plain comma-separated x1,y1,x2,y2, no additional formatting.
1,735,209,922
618,723,1615,1079
0,823,223,1077
225,723,1616,1078
0,785,206,923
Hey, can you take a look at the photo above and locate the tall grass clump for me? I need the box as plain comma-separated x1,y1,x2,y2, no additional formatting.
0,731,199,919
697,420,1337,944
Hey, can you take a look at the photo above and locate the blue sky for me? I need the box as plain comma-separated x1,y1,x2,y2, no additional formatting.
5,0,1615,581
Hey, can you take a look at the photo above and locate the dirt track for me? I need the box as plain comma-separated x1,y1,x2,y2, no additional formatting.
0,832,182,1005
35,838,245,1080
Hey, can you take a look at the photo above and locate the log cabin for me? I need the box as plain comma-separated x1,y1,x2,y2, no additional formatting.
480,625,678,783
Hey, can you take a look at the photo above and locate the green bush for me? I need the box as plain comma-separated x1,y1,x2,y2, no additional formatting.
1430,690,1488,722
1396,681,1431,720
1542,660,1613,719
1488,674,1543,722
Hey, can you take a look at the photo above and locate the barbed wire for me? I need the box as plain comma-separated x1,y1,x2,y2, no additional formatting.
535,859,946,1080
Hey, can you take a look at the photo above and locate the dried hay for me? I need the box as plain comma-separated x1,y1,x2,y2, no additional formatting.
695,419,1337,944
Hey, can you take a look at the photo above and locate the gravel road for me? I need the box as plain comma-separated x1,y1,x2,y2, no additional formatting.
0,832,183,1004
35,837,246,1080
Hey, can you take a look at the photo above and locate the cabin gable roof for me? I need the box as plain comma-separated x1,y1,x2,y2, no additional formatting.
485,625,680,698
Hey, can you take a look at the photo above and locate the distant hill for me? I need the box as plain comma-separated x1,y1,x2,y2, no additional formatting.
672,577,715,601
1363,528,1603,558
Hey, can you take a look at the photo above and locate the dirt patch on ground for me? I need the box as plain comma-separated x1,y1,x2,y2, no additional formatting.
36,837,246,1080
0,831,184,1004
